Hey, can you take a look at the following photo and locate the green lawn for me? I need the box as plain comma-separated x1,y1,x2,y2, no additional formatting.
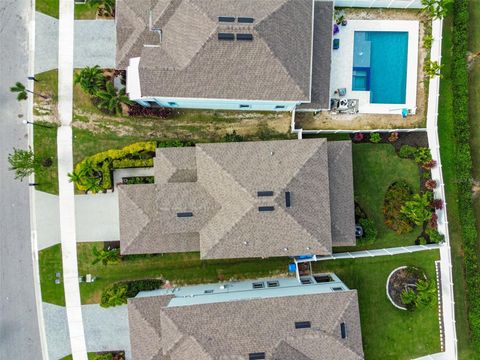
335,143,422,252
39,244,65,306
40,242,291,305
437,9,479,360
313,250,441,360
33,123,58,194
36,0,99,19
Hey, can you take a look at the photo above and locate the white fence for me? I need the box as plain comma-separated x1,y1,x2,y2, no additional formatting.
316,244,440,261
332,0,423,9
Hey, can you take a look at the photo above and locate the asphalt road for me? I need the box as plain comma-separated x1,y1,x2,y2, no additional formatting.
0,0,43,358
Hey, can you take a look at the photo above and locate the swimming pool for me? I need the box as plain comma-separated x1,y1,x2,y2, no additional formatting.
352,31,409,104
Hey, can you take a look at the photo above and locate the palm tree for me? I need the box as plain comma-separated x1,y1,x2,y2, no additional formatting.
92,246,120,265
415,279,436,308
88,0,115,17
421,0,450,19
84,176,103,194
400,288,417,309
10,82,48,101
95,82,132,115
74,66,105,95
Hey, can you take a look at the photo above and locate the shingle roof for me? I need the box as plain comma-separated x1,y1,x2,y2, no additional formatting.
119,139,355,258
128,290,364,360
297,1,334,110
327,141,356,246
116,0,314,101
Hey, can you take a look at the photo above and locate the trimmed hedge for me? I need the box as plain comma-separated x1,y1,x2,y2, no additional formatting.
450,0,480,347
73,141,156,192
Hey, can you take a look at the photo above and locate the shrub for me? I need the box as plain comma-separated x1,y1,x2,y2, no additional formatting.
93,354,113,360
383,181,414,234
401,193,433,226
123,176,155,185
425,179,438,190
401,288,417,310
423,34,434,49
429,213,438,229
401,278,436,310
388,132,399,143
224,130,244,142
353,133,364,142
358,218,377,244
100,284,128,308
417,235,428,245
398,145,417,159
422,159,437,170
432,198,444,210
92,246,120,266
426,226,444,243
111,158,154,169
414,147,432,165
369,132,381,143
127,104,173,118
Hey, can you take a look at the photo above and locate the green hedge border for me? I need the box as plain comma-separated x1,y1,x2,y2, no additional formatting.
451,0,480,347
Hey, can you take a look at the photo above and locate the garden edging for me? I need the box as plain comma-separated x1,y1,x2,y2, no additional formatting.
386,266,408,311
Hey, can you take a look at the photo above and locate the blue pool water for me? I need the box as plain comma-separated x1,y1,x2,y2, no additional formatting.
352,31,409,104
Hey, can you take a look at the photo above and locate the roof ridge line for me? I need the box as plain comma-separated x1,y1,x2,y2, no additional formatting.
196,145,255,258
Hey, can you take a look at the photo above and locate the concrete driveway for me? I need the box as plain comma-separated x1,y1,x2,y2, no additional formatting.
36,191,120,249
35,12,116,74
43,303,131,359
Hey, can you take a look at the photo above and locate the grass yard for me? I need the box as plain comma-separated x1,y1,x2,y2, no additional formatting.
39,242,291,305
313,250,441,360
335,143,422,252
437,9,478,360
36,0,99,19
39,244,65,306
33,122,58,194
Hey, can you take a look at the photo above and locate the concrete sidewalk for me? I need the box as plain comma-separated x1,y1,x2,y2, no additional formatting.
43,303,131,360
35,12,115,74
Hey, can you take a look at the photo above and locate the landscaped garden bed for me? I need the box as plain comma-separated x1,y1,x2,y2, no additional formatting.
387,266,433,310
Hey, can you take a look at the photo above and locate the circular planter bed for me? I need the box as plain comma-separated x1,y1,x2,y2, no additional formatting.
386,266,426,310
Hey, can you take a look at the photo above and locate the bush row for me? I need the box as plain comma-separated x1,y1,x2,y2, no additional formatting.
73,141,156,192
451,0,480,347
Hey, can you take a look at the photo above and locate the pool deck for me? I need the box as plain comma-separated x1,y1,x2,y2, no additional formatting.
330,20,419,115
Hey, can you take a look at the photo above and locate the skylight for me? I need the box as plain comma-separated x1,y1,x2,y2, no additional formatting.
258,206,274,212
218,16,235,22
238,17,254,23
248,353,265,360
295,321,311,329
218,33,235,41
257,191,274,197
177,212,193,218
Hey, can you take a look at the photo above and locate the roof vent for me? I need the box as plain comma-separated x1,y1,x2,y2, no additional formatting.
295,321,311,329
236,33,253,41
218,16,235,22
257,191,274,197
248,353,265,360
341,322,347,339
218,33,235,41
177,212,193,218
238,17,254,23
285,191,291,208
258,206,274,212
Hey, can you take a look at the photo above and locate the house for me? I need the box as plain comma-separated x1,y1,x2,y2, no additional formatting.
128,273,364,359
118,138,355,258
115,0,333,111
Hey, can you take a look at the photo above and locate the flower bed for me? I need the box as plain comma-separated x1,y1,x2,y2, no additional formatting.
387,266,427,310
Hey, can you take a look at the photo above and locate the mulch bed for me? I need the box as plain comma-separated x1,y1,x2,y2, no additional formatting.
349,131,428,150
388,267,425,308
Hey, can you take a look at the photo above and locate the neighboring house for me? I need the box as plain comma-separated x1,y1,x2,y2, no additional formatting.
128,273,364,359
118,138,355,258
115,0,333,111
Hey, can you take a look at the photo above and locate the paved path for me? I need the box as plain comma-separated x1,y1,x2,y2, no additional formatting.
35,12,115,74
0,0,45,358
43,303,131,360
57,0,88,358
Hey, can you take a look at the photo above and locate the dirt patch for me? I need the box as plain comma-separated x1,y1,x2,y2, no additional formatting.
388,266,426,308
297,8,430,130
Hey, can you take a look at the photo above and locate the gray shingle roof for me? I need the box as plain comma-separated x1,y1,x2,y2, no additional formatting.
128,290,364,360
328,141,356,246
297,1,333,110
119,139,355,258
116,0,315,101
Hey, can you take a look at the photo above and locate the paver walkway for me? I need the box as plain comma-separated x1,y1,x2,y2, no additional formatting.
43,303,131,360
35,12,115,74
